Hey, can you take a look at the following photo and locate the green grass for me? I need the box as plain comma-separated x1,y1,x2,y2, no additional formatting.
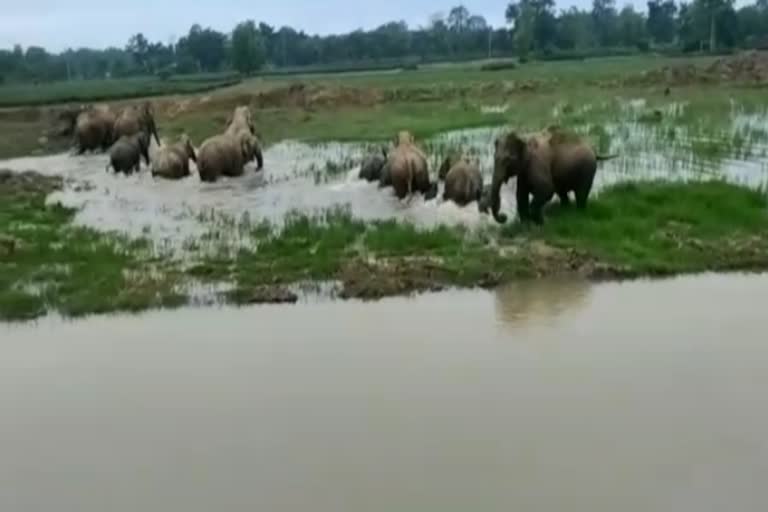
0,173,183,321
510,180,768,275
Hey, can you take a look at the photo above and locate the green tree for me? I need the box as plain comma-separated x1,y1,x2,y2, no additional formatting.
126,33,150,71
647,0,678,44
592,0,620,46
555,8,595,49
231,20,266,74
618,6,649,48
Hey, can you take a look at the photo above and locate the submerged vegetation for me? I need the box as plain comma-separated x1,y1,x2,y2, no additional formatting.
1,170,767,321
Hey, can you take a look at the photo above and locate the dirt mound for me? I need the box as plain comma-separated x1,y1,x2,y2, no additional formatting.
628,51,768,86
252,83,382,109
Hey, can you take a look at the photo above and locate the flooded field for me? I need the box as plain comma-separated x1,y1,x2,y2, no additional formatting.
1,99,767,254
3,273,768,511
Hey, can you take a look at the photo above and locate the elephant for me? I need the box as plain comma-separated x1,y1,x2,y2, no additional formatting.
197,131,254,183
225,105,256,137
386,131,437,200
74,105,116,153
106,132,150,175
490,126,617,224
114,102,160,146
151,134,197,180
224,106,263,170
359,148,388,182
440,155,485,208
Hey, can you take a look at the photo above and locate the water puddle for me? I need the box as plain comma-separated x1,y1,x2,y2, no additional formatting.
2,108,767,253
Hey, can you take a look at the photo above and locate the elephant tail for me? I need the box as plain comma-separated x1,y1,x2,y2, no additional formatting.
596,153,619,162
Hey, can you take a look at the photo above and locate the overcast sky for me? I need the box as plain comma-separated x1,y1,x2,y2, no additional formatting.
0,0,750,52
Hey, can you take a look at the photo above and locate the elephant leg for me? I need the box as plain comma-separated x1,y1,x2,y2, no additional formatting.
575,174,596,210
516,177,531,222
557,189,572,207
530,191,554,225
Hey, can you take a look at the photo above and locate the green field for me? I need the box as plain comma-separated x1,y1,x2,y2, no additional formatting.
0,74,241,108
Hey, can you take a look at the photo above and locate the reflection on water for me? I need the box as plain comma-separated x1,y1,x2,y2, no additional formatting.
2,273,768,512
494,277,592,330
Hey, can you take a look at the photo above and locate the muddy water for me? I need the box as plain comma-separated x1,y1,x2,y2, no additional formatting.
2,273,768,512
2,119,768,252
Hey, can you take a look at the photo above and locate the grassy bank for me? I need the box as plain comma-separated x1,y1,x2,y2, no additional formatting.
2,170,767,321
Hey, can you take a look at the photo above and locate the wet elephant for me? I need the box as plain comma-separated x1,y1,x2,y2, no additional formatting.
225,106,263,170
439,155,484,208
197,132,254,182
152,134,197,180
114,102,160,146
74,105,116,153
107,133,150,175
387,131,437,200
359,148,388,182
490,126,617,224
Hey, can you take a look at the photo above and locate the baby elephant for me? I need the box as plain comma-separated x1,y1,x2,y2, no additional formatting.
358,148,388,182
439,154,485,209
152,135,197,180
107,133,149,175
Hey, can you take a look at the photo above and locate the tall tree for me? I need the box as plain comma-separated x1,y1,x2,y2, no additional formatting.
592,0,620,46
231,20,266,74
647,0,678,44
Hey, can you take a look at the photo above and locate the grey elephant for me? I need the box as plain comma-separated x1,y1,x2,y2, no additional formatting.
114,102,160,146
359,147,388,182
387,131,437,200
151,134,197,180
74,105,116,153
490,126,617,224
107,133,150,175
440,155,485,208
197,131,254,182
224,106,263,170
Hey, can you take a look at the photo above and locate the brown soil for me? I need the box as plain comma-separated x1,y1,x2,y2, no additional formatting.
627,51,768,86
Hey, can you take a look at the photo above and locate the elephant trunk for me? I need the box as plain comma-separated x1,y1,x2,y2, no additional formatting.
490,169,508,224
255,145,264,170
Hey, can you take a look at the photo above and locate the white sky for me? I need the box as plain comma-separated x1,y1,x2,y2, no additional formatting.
0,0,755,52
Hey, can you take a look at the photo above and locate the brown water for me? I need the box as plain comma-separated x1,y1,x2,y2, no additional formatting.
2,273,768,512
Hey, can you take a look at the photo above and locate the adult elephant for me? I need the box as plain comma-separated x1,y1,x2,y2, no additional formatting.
387,131,437,200
114,102,160,146
74,105,116,153
197,131,255,183
224,105,263,170
440,155,485,208
490,127,617,224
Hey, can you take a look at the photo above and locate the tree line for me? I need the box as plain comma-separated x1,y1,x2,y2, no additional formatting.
1,0,767,83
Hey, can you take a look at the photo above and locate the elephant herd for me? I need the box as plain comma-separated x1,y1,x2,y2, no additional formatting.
67,103,263,182
359,126,616,224
65,101,615,225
